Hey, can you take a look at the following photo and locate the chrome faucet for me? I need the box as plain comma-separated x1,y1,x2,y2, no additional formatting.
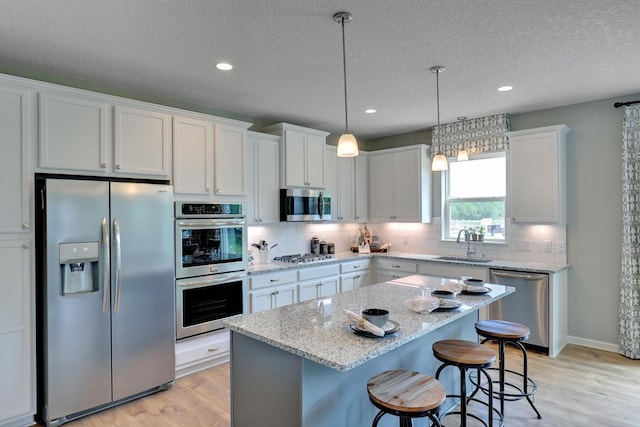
456,229,476,257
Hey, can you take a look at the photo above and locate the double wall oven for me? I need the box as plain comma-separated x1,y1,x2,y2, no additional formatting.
174,202,247,340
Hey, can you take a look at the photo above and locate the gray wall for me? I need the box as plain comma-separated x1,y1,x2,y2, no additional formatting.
370,94,640,348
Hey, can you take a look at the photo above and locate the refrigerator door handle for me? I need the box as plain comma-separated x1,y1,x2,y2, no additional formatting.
101,217,110,314
113,218,122,312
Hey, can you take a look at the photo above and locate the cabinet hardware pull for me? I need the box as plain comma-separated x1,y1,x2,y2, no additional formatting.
208,347,220,353
270,278,280,282
392,264,400,268
22,243,29,249
100,163,107,168
22,223,30,230
353,265,359,269
216,188,221,193
206,187,211,192
115,164,121,169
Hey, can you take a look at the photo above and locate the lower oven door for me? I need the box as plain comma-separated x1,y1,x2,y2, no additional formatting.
176,272,247,340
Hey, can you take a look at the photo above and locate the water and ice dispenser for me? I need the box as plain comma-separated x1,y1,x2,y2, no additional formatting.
59,242,99,295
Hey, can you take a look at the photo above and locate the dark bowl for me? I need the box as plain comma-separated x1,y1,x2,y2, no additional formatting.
362,308,389,328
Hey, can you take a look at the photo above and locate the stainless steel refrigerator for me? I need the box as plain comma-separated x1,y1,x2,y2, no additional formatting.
36,176,175,427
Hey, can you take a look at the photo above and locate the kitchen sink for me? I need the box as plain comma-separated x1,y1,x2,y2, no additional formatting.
436,256,493,263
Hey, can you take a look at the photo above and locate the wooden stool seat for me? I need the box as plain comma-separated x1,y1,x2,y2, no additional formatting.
475,320,530,341
367,370,444,426
433,339,496,367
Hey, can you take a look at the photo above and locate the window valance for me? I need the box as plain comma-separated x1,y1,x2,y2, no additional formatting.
431,113,510,158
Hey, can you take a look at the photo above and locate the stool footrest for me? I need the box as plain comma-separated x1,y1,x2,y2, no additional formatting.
469,368,538,400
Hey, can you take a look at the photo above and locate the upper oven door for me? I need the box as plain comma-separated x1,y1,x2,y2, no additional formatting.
175,218,247,278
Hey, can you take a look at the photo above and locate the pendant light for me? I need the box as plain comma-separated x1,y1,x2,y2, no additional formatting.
430,66,448,171
457,149,469,161
334,11,359,157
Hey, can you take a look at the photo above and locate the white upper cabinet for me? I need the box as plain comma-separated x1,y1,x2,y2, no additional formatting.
173,115,250,198
247,132,280,224
354,152,369,222
507,125,570,224
214,124,247,196
39,92,109,174
0,84,31,234
39,90,172,179
263,122,329,188
368,145,431,222
113,105,172,177
173,115,214,195
324,145,357,222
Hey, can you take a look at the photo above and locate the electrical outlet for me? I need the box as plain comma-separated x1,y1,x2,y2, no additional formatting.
516,240,531,251
558,241,566,253
543,240,553,253
402,234,409,245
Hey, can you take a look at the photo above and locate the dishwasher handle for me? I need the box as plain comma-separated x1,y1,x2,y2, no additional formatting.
490,270,547,281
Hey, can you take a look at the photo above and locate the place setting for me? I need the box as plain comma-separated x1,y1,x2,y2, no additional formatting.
344,308,400,338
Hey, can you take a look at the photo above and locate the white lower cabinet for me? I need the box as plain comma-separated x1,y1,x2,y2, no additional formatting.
417,262,488,282
298,264,340,302
340,259,372,291
249,270,298,313
175,329,230,378
0,239,33,427
376,259,418,282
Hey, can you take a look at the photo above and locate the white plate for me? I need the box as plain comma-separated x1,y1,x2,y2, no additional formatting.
438,299,462,309
351,320,400,337
463,286,491,294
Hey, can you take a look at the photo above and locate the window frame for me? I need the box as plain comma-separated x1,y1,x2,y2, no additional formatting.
441,151,507,242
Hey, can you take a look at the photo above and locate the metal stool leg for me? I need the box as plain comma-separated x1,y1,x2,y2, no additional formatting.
515,341,542,419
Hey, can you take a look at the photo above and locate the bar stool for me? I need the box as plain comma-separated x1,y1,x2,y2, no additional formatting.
433,339,503,427
367,370,445,427
473,320,541,419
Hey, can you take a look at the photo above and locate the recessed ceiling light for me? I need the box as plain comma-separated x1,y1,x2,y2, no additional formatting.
365,108,377,114
216,62,233,71
498,85,513,92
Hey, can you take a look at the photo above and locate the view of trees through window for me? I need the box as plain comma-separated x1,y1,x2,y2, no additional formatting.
444,154,506,241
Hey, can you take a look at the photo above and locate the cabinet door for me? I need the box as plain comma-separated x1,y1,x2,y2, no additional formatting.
173,116,214,195
340,275,357,293
298,280,320,302
39,92,109,173
305,133,325,187
255,137,280,224
214,124,247,196
354,153,369,222
0,240,33,422
113,105,172,177
393,150,421,221
283,129,306,187
368,153,395,221
337,156,355,221
274,285,297,308
355,271,372,287
509,129,565,223
324,147,339,216
0,86,30,234
250,290,274,313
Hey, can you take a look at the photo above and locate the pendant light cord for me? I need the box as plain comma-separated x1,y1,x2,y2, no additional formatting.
340,16,350,133
435,68,440,144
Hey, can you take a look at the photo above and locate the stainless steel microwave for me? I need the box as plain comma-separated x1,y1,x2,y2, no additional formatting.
280,188,331,222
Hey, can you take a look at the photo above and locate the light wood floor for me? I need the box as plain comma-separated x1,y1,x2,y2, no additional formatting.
33,344,640,426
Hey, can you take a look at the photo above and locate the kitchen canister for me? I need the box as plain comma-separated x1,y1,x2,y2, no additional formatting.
320,241,328,255
311,237,320,254
327,242,335,254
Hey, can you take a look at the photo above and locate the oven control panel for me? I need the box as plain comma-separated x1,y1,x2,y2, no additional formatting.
176,202,244,217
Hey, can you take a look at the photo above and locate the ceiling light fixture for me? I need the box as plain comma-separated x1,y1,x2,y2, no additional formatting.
216,62,233,71
334,11,358,157
430,66,448,171
365,108,377,114
498,85,513,92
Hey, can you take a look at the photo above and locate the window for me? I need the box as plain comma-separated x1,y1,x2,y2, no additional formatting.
443,153,506,241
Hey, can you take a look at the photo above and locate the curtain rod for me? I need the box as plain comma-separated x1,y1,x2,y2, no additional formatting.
614,100,640,108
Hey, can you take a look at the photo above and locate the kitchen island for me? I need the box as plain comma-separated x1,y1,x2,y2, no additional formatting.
225,276,514,427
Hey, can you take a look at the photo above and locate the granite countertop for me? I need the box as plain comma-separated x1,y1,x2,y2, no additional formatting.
224,276,514,372
248,251,569,275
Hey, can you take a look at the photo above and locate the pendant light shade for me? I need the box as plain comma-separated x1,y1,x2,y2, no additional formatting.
457,149,469,161
334,11,359,157
430,65,447,171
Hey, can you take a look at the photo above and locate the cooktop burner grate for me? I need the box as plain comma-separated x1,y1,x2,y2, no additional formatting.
272,253,334,264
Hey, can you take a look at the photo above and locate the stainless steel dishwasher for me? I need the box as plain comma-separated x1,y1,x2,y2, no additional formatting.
488,269,549,351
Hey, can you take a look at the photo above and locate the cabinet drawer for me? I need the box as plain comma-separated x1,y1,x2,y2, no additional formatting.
340,259,371,273
175,331,230,368
377,259,417,273
250,270,297,290
298,264,340,281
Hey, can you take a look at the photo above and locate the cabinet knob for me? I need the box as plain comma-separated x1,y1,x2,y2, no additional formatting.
23,243,29,249
22,223,30,230
100,163,107,168
217,188,222,193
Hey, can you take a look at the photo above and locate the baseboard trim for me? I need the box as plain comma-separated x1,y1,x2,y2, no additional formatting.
567,335,619,354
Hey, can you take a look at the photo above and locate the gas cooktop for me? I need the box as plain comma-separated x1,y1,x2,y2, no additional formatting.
272,254,334,264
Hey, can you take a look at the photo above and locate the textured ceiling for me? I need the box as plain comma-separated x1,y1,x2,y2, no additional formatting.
1,0,639,140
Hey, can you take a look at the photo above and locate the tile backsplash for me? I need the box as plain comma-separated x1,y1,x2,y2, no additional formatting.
248,218,567,265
